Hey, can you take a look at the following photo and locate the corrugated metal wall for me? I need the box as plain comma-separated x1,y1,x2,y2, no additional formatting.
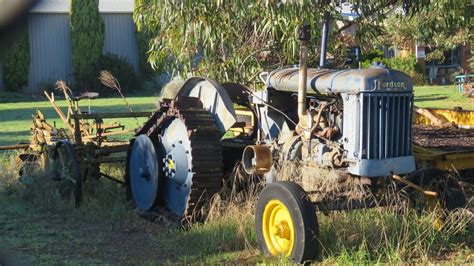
21,12,138,92
102,13,139,72
27,13,73,92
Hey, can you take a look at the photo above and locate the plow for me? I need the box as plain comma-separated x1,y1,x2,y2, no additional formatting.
2,19,474,264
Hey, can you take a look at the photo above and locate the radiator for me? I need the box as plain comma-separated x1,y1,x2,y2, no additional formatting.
359,92,413,160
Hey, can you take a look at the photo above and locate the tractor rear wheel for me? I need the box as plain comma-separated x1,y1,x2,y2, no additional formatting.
404,168,467,229
406,168,467,211
255,181,320,262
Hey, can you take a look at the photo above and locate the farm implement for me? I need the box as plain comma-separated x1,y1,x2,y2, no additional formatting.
2,81,152,206
2,20,473,266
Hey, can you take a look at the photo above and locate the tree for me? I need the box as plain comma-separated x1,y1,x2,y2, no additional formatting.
70,0,104,88
383,0,472,62
134,1,432,85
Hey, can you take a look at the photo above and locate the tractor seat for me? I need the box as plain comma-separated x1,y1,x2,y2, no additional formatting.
70,92,99,101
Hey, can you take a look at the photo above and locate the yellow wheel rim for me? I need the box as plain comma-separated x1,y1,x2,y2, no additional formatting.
262,199,295,256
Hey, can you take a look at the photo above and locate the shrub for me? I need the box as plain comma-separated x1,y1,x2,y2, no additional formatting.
361,52,427,85
2,23,30,92
91,53,140,95
70,0,104,88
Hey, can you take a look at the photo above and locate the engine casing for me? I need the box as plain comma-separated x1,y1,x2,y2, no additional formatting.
254,64,416,177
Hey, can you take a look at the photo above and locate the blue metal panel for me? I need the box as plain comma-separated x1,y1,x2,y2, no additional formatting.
102,13,139,72
27,13,73,92
348,156,416,177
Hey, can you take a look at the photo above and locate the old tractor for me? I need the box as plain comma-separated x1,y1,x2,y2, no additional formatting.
126,19,467,263
2,14,469,265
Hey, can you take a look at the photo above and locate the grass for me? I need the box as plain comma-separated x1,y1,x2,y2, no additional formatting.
0,85,471,146
414,85,474,110
0,86,473,264
0,92,156,146
0,158,472,264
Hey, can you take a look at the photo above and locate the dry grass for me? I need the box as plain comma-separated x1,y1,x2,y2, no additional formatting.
199,162,473,263
99,70,141,127
1,155,472,263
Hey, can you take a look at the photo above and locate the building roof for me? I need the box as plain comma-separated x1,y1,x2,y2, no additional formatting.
30,0,134,14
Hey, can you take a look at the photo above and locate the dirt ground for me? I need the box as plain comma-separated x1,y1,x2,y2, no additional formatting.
412,124,474,151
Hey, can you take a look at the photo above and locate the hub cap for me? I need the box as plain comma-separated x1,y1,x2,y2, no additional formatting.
160,118,193,216
262,199,295,256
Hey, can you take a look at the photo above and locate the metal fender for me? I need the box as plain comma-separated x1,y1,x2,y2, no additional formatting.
176,77,237,135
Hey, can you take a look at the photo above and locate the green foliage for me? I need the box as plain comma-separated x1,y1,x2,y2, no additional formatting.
383,0,471,63
2,23,30,92
361,54,426,85
468,56,474,73
134,0,431,85
92,53,140,95
133,0,157,78
70,0,104,88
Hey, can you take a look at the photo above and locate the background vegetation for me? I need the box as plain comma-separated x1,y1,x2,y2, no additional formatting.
361,51,426,85
92,54,140,95
382,0,472,63
70,0,104,89
0,22,30,92
133,0,436,85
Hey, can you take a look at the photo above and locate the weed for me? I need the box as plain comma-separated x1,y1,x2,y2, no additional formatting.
0,153,472,264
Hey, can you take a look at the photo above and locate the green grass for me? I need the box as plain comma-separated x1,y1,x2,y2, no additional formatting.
0,93,156,146
0,85,472,146
414,85,474,110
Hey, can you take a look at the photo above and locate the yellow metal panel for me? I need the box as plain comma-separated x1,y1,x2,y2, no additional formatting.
413,108,474,127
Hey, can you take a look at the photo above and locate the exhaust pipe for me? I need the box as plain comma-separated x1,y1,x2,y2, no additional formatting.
297,24,311,120
242,145,272,175
319,12,330,68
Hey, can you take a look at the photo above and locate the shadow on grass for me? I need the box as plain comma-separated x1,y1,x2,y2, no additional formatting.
0,130,31,146
414,96,449,102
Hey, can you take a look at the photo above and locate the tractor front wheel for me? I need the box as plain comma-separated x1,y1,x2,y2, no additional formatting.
255,181,320,262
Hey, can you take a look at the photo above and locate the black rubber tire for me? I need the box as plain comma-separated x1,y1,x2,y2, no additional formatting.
406,168,467,211
255,181,320,263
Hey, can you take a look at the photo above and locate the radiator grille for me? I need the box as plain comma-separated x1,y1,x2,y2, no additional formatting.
359,92,413,160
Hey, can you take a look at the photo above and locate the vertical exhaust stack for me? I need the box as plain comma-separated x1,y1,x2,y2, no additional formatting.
319,12,330,68
297,24,311,122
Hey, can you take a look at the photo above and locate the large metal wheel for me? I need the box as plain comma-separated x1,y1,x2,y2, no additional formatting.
129,134,160,211
50,140,82,207
156,107,224,220
131,99,224,221
255,181,320,262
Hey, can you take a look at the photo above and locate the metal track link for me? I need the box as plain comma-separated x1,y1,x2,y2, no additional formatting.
151,103,224,220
